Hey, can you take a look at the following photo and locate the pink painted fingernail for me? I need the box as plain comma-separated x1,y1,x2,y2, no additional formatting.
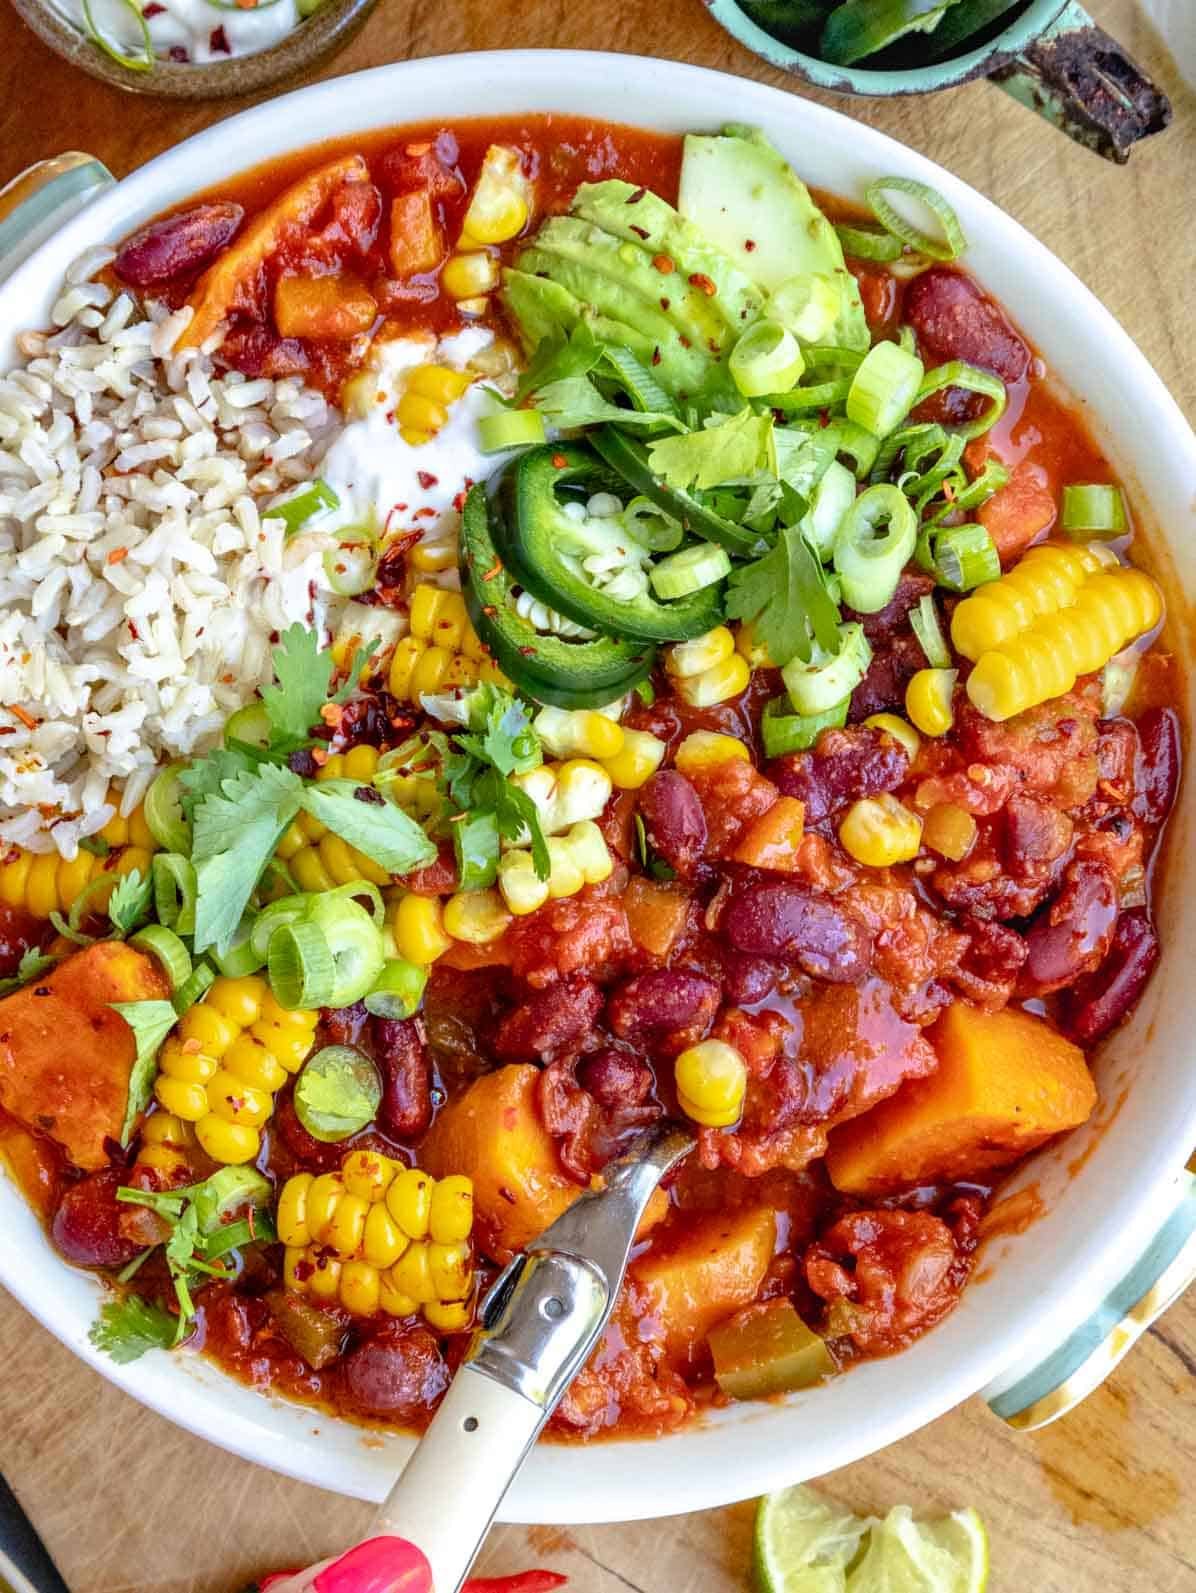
313,1535,434,1593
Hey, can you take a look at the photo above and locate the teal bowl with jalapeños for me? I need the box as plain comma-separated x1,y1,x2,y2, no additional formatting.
706,0,1171,161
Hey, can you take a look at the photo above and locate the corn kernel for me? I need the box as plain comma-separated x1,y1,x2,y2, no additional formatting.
159,1039,218,1086
429,1175,474,1244
339,1259,382,1317
442,251,499,300
863,713,921,761
306,1173,347,1245
459,146,530,246
387,1168,433,1240
533,706,625,761
205,976,266,1029
397,391,449,435
308,1254,343,1302
922,803,978,863
180,1003,241,1056
424,1299,472,1333
735,619,772,668
283,1246,307,1291
443,888,511,945
223,1033,287,1094
393,893,452,965
195,1115,260,1165
905,668,958,737
325,1191,370,1257
674,731,751,775
549,759,613,829
455,296,491,319
600,728,666,791
428,1242,472,1301
667,627,736,678
563,820,613,884
363,1203,409,1269
497,849,550,916
205,1068,273,1128
391,1241,437,1303
277,1172,313,1247
838,793,923,868
409,537,457,573
154,1075,209,1122
380,1277,420,1318
406,365,475,405
342,1149,396,1203
675,1040,747,1129
675,652,751,708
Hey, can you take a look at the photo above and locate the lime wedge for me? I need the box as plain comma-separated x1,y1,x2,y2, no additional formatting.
847,1505,989,1593
753,1485,872,1593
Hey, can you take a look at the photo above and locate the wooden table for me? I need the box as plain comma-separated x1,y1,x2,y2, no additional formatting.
0,2,1193,1589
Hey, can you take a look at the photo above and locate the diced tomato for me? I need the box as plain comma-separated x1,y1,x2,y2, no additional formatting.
978,459,1058,562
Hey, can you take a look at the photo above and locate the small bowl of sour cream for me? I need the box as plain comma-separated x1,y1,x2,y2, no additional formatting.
11,0,379,97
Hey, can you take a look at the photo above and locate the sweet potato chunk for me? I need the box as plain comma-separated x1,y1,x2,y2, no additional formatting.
422,1064,577,1256
630,1205,777,1369
178,154,369,349
826,1001,1097,1197
389,189,444,277
274,273,377,340
0,943,169,1171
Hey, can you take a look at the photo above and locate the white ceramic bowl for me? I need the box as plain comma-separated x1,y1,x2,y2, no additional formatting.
0,50,1194,1525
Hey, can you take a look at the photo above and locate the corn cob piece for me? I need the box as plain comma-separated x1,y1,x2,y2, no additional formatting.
134,1112,196,1182
153,976,318,1165
950,541,1106,662
0,802,157,921
278,1149,474,1330
387,586,509,703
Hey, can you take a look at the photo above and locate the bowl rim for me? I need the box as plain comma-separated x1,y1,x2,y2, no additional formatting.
0,47,1193,1523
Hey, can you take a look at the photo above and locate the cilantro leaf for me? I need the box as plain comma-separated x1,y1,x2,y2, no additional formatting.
648,407,776,491
725,521,840,668
531,376,683,434
178,743,263,823
89,1295,177,1364
191,762,305,953
480,770,551,881
299,780,437,875
111,999,180,1146
515,322,605,403
0,946,58,997
107,868,153,938
456,684,543,778
261,623,333,746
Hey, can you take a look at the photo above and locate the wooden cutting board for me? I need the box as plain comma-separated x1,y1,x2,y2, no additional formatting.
0,1,1193,1589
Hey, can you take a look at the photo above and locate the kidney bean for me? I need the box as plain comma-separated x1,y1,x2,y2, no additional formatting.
722,882,868,983
1002,792,1074,881
1022,860,1119,995
493,974,603,1062
904,266,1031,383
607,969,721,1050
769,727,910,827
850,570,937,645
1133,707,1181,826
328,181,382,256
720,948,781,1005
52,1168,144,1268
340,1319,449,1419
323,1001,369,1048
950,916,1028,1010
849,632,926,722
114,201,244,287
576,1048,653,1111
217,324,310,379
1096,719,1140,806
637,770,707,879
372,1017,433,1141
1059,908,1160,1046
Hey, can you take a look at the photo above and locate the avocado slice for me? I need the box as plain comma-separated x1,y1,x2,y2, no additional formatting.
677,125,869,352
500,268,661,373
571,181,764,336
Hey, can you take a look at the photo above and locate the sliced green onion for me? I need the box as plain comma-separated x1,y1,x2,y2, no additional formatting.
201,1212,277,1264
81,0,153,70
478,407,547,453
190,1166,272,1233
923,522,1000,592
835,223,903,263
912,360,1006,440
920,456,1008,524
821,419,882,480
623,496,684,553
766,274,846,345
649,543,732,599
832,483,917,613
730,321,805,398
1061,483,1128,540
173,961,217,1015
802,347,866,377
144,763,190,852
363,959,429,1020
325,877,386,928
65,874,117,935
910,592,951,667
323,540,377,598
865,177,968,263
271,478,339,535
847,341,925,440
453,810,500,892
800,460,856,561
129,925,191,991
268,920,336,1010
223,700,271,750
761,694,850,757
602,346,676,416
822,0,956,65
212,917,265,978
765,378,853,415
293,1045,382,1142
783,622,873,715
152,852,197,937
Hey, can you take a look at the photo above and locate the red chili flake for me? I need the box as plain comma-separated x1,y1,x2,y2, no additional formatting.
551,453,568,468
652,255,675,275
406,141,432,156
452,488,468,513
819,409,831,428
209,24,230,52
651,348,662,367
8,705,37,731
679,335,692,350
482,604,498,617
518,646,537,657
626,187,646,205
106,546,128,565
417,470,439,490
629,224,649,241
482,557,503,582
127,621,139,640
659,296,670,311
294,1259,315,1283
142,2,164,14
384,410,395,424
168,44,188,60
744,238,757,253
415,506,437,519
688,272,716,296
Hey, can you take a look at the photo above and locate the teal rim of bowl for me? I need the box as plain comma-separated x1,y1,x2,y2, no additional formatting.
706,0,1067,93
